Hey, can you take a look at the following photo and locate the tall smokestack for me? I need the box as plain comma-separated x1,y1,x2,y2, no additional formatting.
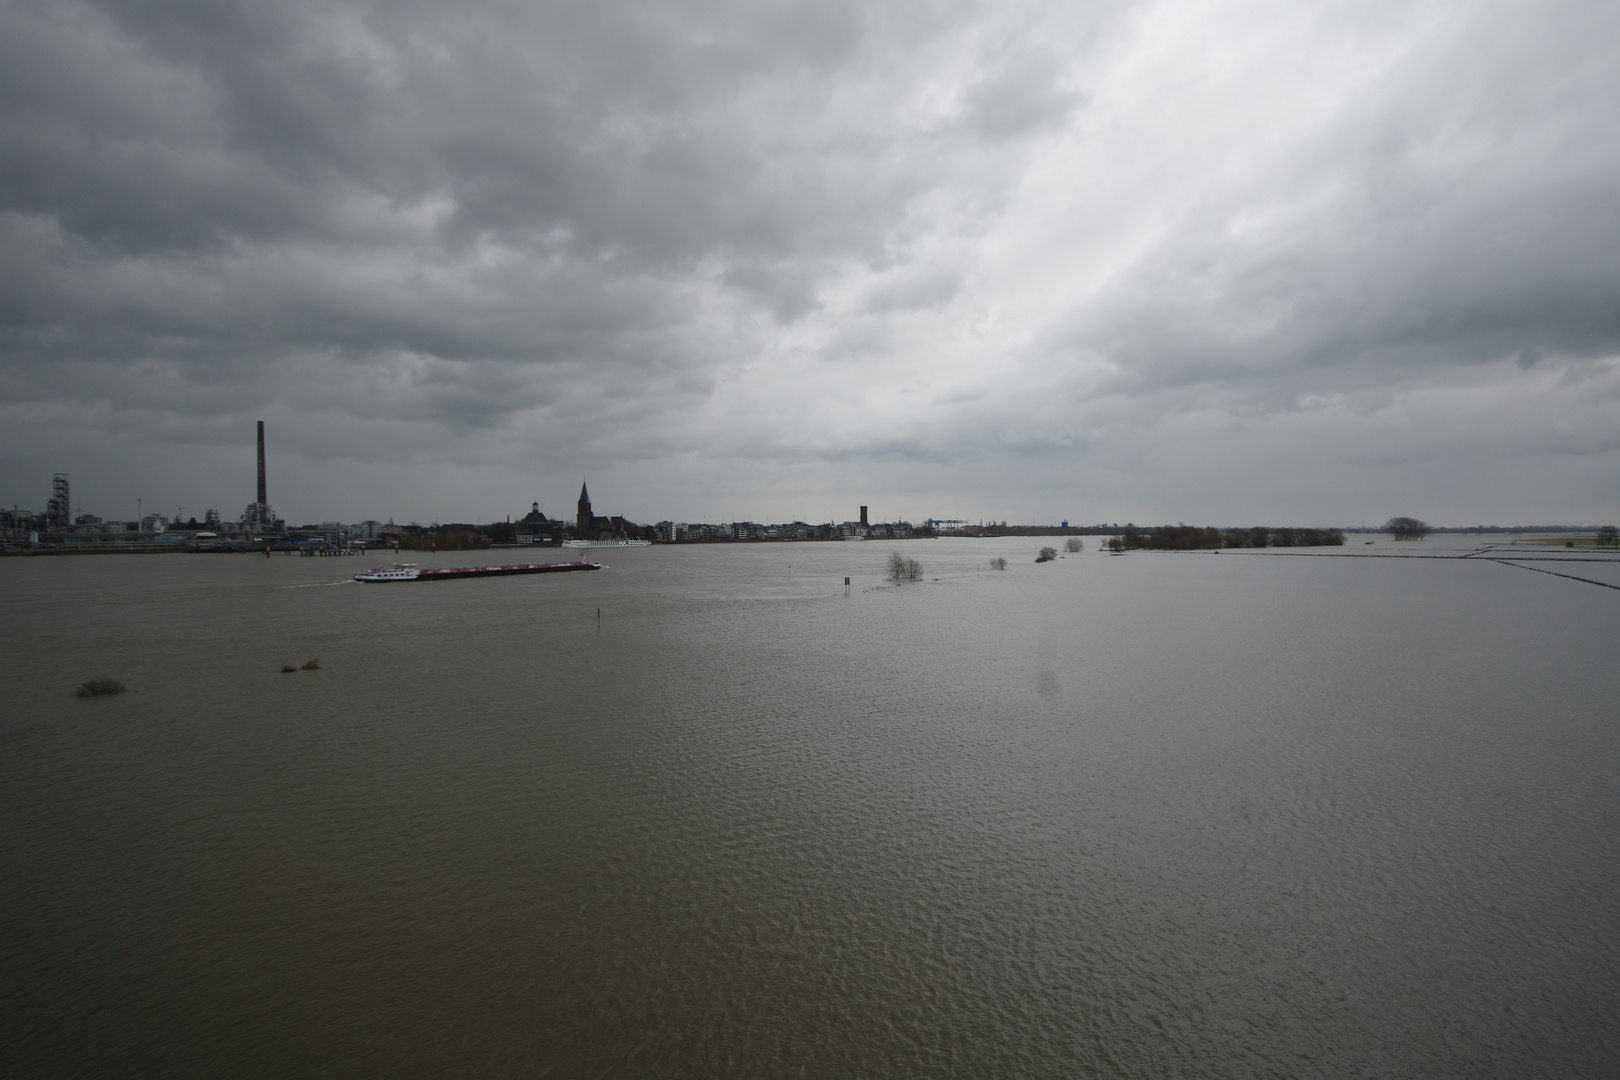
860,505,868,527
257,421,267,506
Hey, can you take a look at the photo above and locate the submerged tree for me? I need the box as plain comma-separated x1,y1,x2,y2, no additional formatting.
1036,546,1058,563
886,550,924,582
1386,516,1432,541
989,557,1007,570
1064,537,1083,552
1597,526,1618,547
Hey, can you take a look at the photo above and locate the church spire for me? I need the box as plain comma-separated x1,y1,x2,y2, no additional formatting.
576,481,592,536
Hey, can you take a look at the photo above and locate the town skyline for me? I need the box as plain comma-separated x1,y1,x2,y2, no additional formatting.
5,456,1608,543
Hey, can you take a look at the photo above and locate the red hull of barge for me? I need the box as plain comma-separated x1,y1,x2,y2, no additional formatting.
415,561,601,580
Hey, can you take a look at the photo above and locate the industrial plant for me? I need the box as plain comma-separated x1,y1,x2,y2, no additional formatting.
2,422,295,552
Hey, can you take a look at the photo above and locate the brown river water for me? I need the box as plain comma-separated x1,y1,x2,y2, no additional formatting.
3,538,1618,1077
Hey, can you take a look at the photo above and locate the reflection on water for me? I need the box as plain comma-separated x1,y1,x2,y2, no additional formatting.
2,540,1618,1077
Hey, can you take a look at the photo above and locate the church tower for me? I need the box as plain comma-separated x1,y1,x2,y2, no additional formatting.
576,482,592,535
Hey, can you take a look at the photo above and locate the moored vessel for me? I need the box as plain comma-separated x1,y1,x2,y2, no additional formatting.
561,538,650,548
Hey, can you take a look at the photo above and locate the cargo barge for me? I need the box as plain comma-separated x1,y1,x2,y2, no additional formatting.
354,561,601,583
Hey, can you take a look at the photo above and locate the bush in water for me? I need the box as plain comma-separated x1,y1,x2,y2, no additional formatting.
886,550,924,582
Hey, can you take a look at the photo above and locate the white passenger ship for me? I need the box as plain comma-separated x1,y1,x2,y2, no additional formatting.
353,563,420,582
561,538,651,548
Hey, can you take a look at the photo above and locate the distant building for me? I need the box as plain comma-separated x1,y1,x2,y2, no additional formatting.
241,502,277,532
241,421,283,533
1,508,36,545
46,474,71,530
509,502,552,544
576,482,595,535
574,482,639,540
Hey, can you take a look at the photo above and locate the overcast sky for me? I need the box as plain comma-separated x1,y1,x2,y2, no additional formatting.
2,0,1617,527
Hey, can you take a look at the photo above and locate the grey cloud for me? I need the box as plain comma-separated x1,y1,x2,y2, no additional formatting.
957,50,1082,142
720,259,825,323
0,0,1003,399
862,263,964,312
20,0,927,266
3,0,1618,525
1047,6,1620,412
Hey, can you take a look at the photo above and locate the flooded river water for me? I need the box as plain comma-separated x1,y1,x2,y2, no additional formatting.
3,537,1617,1077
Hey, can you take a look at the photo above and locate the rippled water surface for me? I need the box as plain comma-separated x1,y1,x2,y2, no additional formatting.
3,540,1618,1077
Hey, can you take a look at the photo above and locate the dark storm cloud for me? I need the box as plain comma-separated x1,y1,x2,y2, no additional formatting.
0,0,1006,415
2,0,921,263
2,0,1617,523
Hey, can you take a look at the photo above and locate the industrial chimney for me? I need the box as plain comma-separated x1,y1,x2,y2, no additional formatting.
257,421,267,506
860,505,868,527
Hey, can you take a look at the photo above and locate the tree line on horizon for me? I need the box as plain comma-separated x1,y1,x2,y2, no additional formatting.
1105,525,1348,551
374,515,1620,554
